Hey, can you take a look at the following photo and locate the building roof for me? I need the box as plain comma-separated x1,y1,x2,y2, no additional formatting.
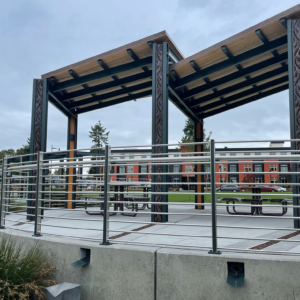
42,5,300,120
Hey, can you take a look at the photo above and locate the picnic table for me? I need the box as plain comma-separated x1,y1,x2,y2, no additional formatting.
83,181,151,217
217,187,289,216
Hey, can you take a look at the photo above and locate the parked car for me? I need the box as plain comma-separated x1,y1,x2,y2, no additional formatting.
275,186,287,192
216,184,240,192
255,185,278,192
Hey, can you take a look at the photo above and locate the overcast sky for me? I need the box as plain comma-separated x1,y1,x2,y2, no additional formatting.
0,0,298,151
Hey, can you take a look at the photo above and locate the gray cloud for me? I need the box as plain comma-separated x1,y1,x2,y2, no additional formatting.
0,0,297,151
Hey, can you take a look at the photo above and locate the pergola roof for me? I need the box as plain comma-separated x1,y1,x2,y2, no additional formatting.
42,31,183,116
42,4,300,120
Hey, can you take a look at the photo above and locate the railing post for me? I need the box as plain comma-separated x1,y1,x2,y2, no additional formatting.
33,152,43,237
209,139,221,255
101,145,111,245
0,157,7,229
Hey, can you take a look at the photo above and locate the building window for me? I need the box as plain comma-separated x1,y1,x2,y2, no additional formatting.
230,153,236,156
281,177,287,183
255,152,261,155
220,153,226,156
141,155,147,159
229,165,237,172
270,152,276,155
281,152,287,155
173,165,180,173
271,177,278,184
186,165,194,172
141,165,148,174
255,177,263,183
270,165,277,172
129,155,134,159
174,154,180,157
128,165,134,173
254,165,262,172
244,153,251,156
205,165,211,173
110,166,114,173
120,155,125,159
229,177,238,183
220,177,226,183
119,166,126,174
280,165,288,172
219,164,227,172
244,165,251,172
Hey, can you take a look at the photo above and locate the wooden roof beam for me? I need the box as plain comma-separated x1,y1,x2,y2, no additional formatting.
183,52,287,100
174,35,287,89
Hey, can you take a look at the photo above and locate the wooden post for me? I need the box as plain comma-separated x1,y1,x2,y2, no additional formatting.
195,120,204,209
66,115,78,209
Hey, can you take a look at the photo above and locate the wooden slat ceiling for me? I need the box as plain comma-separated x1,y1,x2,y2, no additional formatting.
41,4,300,120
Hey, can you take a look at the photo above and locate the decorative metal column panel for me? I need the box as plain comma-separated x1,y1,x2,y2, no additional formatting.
194,120,204,209
288,19,300,228
151,43,169,222
28,79,48,220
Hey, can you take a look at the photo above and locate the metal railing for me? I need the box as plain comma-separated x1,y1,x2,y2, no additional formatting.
1,140,300,256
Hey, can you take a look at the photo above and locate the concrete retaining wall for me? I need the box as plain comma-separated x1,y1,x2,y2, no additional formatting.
0,231,156,300
157,248,300,300
1,231,300,300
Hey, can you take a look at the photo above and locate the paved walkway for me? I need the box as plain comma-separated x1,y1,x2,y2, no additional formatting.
3,203,300,254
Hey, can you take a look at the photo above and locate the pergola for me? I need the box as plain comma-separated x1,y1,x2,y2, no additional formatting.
29,5,300,224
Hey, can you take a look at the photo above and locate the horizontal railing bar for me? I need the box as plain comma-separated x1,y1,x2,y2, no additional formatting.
110,141,209,148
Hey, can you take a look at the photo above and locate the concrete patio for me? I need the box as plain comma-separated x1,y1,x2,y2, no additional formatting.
3,203,300,254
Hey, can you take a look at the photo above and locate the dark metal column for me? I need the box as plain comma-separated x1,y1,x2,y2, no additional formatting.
194,120,204,209
151,42,169,222
28,79,48,220
65,115,78,209
288,19,300,228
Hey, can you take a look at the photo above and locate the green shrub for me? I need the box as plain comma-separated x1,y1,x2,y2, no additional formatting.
0,235,57,300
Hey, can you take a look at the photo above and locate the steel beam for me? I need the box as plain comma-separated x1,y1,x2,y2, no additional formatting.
52,57,152,92
201,83,288,118
127,49,148,72
76,90,152,114
66,81,152,110
197,75,288,113
48,91,77,118
189,65,287,108
60,70,152,102
174,36,287,89
98,59,136,100
183,52,287,100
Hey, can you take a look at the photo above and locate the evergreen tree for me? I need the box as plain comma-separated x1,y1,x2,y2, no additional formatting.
179,118,211,151
88,121,110,175
89,121,110,149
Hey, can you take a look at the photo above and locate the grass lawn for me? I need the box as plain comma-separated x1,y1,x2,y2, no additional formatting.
78,190,293,204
